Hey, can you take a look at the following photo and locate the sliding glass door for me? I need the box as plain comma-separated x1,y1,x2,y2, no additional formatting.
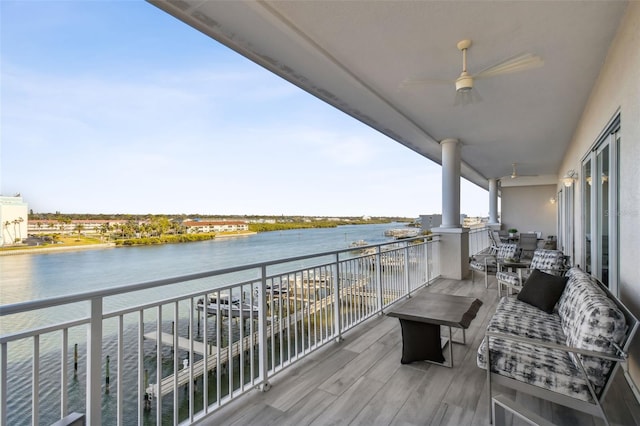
582,116,619,293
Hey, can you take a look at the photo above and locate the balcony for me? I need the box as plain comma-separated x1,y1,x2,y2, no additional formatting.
1,228,638,425
2,3,640,423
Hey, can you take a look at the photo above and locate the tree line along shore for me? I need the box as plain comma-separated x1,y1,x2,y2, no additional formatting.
2,214,412,252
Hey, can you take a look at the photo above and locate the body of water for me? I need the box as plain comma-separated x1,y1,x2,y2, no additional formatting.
1,222,398,306
0,222,405,425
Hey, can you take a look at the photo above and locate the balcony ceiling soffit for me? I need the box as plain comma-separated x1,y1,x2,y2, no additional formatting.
149,0,627,190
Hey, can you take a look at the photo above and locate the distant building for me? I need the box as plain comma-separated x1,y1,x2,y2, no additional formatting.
28,219,129,234
0,195,29,245
183,221,249,233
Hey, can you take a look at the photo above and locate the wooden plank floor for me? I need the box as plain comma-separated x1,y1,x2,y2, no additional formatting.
200,276,640,426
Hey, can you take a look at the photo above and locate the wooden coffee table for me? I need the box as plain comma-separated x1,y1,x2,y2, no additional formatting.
386,292,482,367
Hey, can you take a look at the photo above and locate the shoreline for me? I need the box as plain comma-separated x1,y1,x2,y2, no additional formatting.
0,231,258,256
0,242,116,256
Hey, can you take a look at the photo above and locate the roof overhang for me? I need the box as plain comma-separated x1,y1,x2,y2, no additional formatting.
149,0,628,191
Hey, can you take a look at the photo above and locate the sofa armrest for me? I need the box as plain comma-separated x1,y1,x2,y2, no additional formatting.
485,330,626,362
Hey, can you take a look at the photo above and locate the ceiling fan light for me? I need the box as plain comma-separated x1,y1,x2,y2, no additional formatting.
455,72,473,92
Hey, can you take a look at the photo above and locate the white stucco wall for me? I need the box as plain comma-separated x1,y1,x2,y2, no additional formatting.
0,196,29,245
500,185,557,239
558,2,640,391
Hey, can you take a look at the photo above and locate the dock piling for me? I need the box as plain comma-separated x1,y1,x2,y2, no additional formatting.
73,343,78,377
143,369,151,411
105,355,110,393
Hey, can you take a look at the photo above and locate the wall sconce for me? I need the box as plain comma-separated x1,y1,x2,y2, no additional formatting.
549,197,556,204
586,173,607,186
562,170,578,187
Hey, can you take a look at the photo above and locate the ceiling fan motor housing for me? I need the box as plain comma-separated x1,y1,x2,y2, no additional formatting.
456,72,473,92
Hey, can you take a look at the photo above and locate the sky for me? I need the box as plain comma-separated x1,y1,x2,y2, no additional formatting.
0,1,488,218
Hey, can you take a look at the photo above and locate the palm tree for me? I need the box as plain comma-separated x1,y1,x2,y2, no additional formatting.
99,223,111,241
12,217,24,242
3,221,13,245
74,223,85,235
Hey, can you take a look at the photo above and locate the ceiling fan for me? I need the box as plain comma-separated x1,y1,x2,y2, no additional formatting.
401,39,544,105
505,163,538,180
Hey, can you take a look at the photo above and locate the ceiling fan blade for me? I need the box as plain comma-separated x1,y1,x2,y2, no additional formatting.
399,77,453,89
474,53,543,79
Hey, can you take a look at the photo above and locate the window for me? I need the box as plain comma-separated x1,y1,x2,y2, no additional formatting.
581,114,619,293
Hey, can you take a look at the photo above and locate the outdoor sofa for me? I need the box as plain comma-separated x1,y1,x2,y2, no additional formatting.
477,266,638,424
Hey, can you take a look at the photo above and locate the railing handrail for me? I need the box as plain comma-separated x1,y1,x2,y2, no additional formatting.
0,236,437,317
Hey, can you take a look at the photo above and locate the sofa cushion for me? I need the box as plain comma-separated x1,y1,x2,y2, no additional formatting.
495,271,519,286
529,249,565,275
477,297,594,402
469,259,490,272
517,269,568,313
556,267,627,389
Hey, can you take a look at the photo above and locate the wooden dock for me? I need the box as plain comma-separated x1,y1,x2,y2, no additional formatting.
143,332,209,355
147,280,377,398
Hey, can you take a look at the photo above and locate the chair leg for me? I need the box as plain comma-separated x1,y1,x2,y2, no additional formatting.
485,271,489,289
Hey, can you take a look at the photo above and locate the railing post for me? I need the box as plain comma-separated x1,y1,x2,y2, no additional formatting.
87,297,103,425
376,247,383,313
426,237,432,285
258,266,270,391
1,343,7,426
404,243,411,296
61,329,68,419
332,254,343,342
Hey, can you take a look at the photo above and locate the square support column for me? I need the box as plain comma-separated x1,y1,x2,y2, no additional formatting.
433,227,470,280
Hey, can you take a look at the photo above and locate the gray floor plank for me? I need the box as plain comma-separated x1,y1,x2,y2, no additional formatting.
319,341,395,396
227,403,283,426
389,364,455,426
268,347,359,411
309,376,385,426
270,388,337,426
343,314,399,353
351,365,426,425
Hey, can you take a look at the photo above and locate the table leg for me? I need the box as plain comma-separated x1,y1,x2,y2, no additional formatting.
398,319,447,366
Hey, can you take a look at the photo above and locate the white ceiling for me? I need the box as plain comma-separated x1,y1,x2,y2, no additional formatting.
149,0,627,190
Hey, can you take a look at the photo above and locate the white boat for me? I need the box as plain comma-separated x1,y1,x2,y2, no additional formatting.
196,294,259,319
266,282,288,296
384,229,419,239
349,240,368,248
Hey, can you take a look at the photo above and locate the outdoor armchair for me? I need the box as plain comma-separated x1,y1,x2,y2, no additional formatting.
496,249,566,296
469,243,519,288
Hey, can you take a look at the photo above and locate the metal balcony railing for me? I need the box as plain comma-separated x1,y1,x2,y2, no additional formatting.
0,236,441,425
468,226,491,256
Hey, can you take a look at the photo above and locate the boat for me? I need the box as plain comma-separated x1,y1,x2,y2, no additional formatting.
349,240,370,254
266,282,289,296
384,228,420,239
196,294,259,319
349,240,368,248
